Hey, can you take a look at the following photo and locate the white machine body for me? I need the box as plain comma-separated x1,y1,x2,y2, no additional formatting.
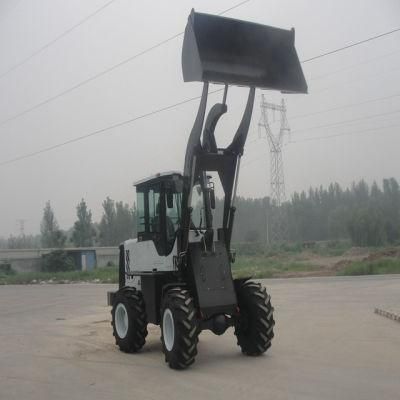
122,229,220,290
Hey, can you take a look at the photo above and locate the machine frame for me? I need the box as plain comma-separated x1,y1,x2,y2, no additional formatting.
108,9,307,369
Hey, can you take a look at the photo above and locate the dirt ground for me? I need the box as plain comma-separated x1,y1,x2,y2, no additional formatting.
277,246,397,278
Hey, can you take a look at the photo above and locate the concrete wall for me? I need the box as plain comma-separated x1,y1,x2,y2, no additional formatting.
95,247,119,267
0,249,46,273
0,247,119,273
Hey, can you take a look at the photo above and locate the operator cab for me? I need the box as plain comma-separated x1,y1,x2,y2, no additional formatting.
134,171,183,256
134,171,217,257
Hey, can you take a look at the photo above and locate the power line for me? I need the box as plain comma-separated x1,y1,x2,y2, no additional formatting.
292,109,400,135
289,122,400,144
0,0,251,129
1,3,396,130
241,122,400,169
290,93,400,121
0,31,183,129
0,0,118,80
311,65,400,95
216,0,252,15
308,49,400,82
301,28,400,63
0,88,223,167
2,86,399,168
244,98,400,146
0,7,398,165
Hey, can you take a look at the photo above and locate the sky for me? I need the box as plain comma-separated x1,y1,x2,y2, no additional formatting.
0,0,399,237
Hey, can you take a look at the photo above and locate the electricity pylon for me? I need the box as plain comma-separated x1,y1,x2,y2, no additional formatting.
16,219,26,236
259,94,290,244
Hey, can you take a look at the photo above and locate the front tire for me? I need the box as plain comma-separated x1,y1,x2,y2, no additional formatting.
111,287,148,353
235,281,275,356
161,288,199,370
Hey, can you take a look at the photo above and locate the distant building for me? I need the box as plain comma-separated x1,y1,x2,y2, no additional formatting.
0,247,119,273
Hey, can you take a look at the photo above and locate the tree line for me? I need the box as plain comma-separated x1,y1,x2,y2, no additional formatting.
1,177,399,249
0,198,137,249
216,177,400,247
284,177,400,246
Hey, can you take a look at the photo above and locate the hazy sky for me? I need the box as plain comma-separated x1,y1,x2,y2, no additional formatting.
0,0,399,237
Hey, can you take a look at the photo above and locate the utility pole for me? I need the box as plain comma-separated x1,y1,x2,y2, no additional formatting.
258,94,290,244
16,219,27,248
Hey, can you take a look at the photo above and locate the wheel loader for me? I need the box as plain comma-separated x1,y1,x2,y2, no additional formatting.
107,10,307,369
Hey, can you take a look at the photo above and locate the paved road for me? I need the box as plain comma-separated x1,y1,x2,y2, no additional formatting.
0,275,399,400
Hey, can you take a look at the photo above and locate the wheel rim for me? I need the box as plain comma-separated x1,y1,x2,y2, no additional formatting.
115,303,129,339
163,308,175,351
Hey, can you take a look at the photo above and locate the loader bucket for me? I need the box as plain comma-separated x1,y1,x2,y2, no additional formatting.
182,10,307,93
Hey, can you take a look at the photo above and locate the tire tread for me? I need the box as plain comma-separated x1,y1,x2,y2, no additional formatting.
161,288,199,370
234,281,275,356
111,287,148,353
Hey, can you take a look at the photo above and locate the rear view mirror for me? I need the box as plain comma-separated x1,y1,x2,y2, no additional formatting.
167,191,174,209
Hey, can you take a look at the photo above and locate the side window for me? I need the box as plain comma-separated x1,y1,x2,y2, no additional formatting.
148,188,161,233
136,191,145,234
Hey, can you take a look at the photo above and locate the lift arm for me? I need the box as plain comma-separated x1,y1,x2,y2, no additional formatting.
179,10,308,257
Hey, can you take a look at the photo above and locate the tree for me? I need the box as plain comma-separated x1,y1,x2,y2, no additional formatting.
71,199,95,247
40,201,66,248
41,250,75,272
382,178,400,243
115,201,136,244
7,234,40,249
99,197,136,246
99,197,117,246
347,207,386,247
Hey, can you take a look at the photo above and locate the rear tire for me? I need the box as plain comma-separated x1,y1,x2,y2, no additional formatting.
111,287,148,353
161,288,199,370
234,281,275,356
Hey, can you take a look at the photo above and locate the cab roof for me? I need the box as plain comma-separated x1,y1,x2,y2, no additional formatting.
133,171,183,188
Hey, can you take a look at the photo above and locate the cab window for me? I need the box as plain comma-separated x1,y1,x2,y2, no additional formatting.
136,186,161,235
149,188,161,233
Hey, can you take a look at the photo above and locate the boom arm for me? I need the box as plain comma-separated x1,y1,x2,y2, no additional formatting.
178,9,308,258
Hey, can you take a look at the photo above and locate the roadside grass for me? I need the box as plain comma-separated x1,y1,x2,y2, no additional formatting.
2,244,400,284
232,255,317,279
233,240,351,258
310,240,352,257
0,266,118,285
337,258,400,276
1,257,316,283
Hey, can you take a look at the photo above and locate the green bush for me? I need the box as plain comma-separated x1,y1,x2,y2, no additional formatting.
279,242,303,253
41,251,76,272
0,262,15,276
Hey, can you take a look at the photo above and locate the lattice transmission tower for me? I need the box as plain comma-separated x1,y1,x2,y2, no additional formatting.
16,219,26,236
258,94,290,244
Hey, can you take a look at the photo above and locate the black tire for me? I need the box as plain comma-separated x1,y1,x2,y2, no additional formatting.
234,281,275,356
111,287,148,353
161,288,199,370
